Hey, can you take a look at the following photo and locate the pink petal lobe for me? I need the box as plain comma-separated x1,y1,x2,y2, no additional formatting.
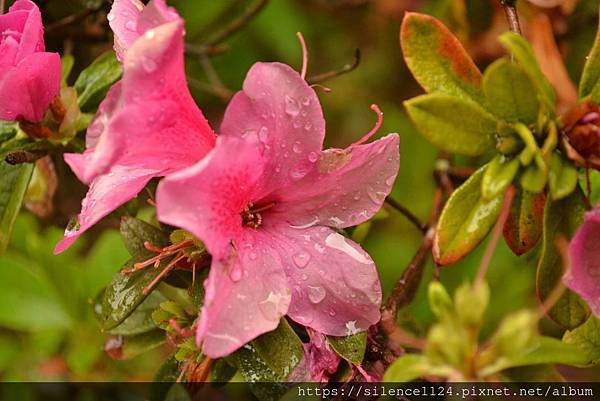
565,207,600,317
274,133,400,229
0,52,60,122
289,329,341,382
54,166,159,254
156,136,264,260
221,62,325,197
7,0,45,59
197,234,291,358
263,223,382,336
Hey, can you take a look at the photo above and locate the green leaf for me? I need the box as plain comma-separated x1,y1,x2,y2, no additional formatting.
481,336,591,376
61,55,75,87
105,330,165,360
483,58,540,124
164,384,192,401
74,51,122,110
579,9,600,101
210,359,237,383
405,94,497,156
150,357,181,401
228,319,303,382
537,188,589,329
520,163,547,194
383,354,432,382
548,153,579,201
434,165,503,265
107,291,166,336
400,12,484,104
481,155,520,200
503,188,545,256
0,162,33,253
327,332,367,365
499,32,556,112
0,255,72,331
563,317,600,365
99,258,175,330
120,216,169,258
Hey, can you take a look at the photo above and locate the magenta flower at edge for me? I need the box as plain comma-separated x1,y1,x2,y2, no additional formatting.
156,62,400,358
55,0,215,253
565,207,600,317
0,0,60,122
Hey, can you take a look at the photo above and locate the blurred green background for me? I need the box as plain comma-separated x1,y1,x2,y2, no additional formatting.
1,0,599,383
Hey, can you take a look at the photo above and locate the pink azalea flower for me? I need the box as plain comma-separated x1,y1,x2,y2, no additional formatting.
565,207,600,317
0,0,60,122
156,61,400,358
289,329,341,382
54,0,215,253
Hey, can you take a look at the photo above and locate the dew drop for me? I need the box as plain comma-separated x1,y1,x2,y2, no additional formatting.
258,126,269,142
385,175,396,186
292,141,302,154
292,251,311,268
285,95,300,116
141,57,157,73
308,152,318,163
304,122,312,131
125,20,136,31
302,97,311,106
107,13,116,22
229,266,243,282
307,286,326,304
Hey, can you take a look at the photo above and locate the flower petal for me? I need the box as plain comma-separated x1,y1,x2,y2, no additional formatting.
156,136,264,260
289,329,340,382
264,223,382,336
221,62,325,197
54,166,159,254
0,52,60,122
274,133,400,229
108,0,178,62
565,208,600,317
197,234,291,358
8,0,45,59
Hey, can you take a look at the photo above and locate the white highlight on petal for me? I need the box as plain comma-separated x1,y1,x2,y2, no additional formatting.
325,232,371,264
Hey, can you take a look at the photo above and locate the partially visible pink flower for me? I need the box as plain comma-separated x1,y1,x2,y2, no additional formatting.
303,330,341,382
157,62,400,358
55,0,215,253
0,0,60,122
565,207,600,317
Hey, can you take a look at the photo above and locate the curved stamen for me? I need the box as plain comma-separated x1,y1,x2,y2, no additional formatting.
296,31,308,80
352,104,384,147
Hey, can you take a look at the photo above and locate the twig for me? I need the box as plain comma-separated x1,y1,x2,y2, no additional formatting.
500,0,522,35
188,76,233,102
475,186,516,287
308,48,361,84
385,197,427,234
202,0,268,48
46,8,94,33
195,55,234,101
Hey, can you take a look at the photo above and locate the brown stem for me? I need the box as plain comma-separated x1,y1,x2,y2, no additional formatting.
385,197,427,234
45,8,94,33
500,0,522,35
307,48,361,84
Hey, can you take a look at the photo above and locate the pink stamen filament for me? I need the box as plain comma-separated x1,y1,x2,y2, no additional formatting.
143,252,187,294
296,31,308,80
352,104,384,147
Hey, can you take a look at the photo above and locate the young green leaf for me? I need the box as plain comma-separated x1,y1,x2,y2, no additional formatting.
579,9,600,101
503,189,545,256
383,354,443,382
0,162,33,254
520,163,547,194
548,153,579,201
107,291,166,336
434,166,503,265
537,188,590,329
563,317,600,365
499,32,556,112
405,94,497,156
481,155,520,200
327,332,367,365
74,51,122,110
400,12,484,104
61,55,75,87
482,58,540,124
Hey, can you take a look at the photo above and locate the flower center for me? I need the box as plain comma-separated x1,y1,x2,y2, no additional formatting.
241,202,274,229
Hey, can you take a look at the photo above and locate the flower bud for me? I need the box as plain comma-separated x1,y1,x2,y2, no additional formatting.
562,101,600,170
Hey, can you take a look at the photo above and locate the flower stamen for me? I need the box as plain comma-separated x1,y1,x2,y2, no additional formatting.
352,104,384,147
296,31,308,80
241,202,275,229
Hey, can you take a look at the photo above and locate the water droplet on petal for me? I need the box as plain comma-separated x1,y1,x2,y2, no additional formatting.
125,20,136,31
229,266,243,282
292,141,302,154
285,95,300,116
141,57,157,73
258,126,269,142
385,175,396,186
307,286,326,304
292,251,311,268
302,97,311,106
107,13,116,22
308,152,318,163
304,122,312,131
366,186,386,204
